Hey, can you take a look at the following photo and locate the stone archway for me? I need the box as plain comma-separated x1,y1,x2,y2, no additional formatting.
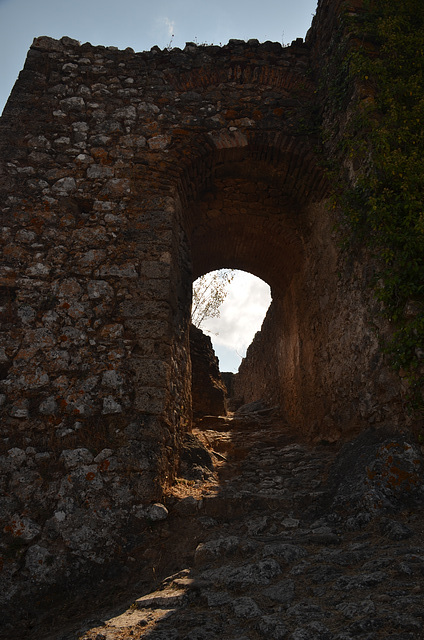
0,5,408,615
173,134,336,434
0,34,326,488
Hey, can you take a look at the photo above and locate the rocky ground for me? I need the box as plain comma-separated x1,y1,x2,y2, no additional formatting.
36,405,424,639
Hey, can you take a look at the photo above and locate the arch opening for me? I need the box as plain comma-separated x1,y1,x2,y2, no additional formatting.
192,269,272,373
176,142,328,427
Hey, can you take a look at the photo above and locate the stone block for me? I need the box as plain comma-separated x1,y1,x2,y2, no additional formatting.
134,387,166,414
130,358,169,386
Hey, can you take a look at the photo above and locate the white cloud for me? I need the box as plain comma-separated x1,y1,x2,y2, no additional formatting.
164,17,175,38
200,270,271,357
154,16,175,41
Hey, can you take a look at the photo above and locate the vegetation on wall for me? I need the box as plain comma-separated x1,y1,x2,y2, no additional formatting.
326,0,424,412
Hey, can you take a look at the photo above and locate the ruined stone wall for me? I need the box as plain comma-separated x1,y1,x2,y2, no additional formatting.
0,32,326,619
0,0,412,622
235,199,406,442
234,302,281,408
231,0,409,442
190,324,227,419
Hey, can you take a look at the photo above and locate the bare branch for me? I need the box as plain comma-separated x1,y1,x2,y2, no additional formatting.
192,269,235,327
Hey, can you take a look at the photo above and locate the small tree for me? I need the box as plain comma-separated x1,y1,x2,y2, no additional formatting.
191,269,235,328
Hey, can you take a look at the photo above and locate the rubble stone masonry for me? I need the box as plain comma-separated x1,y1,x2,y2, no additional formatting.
0,0,412,622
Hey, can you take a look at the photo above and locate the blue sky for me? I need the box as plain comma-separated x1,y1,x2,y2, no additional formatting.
0,0,317,372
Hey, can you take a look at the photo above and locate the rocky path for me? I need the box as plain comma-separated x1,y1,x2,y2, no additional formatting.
56,407,424,640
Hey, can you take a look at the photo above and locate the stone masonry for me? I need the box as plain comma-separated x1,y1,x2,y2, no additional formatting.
190,325,227,419
0,0,417,627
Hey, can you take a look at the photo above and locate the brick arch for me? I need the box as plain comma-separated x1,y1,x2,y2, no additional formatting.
172,135,328,293
165,60,314,94
169,133,331,431
173,132,328,210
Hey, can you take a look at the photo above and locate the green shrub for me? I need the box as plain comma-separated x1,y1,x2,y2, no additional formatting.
326,0,424,413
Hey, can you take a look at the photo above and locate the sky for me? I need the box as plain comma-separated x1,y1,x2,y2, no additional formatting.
0,0,317,372
196,271,272,373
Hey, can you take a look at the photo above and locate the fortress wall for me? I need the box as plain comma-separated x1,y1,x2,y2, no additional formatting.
0,0,411,619
234,199,406,442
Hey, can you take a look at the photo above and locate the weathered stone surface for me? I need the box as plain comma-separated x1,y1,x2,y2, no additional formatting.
135,588,187,609
194,536,240,566
263,578,296,605
262,543,307,563
201,558,282,588
146,503,169,521
190,325,227,419
179,432,214,481
326,428,424,516
0,0,419,630
10,414,424,640
258,615,289,640
232,596,262,618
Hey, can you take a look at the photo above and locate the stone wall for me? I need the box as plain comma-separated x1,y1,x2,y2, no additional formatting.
232,0,409,441
0,31,326,619
0,0,412,622
190,324,227,419
234,204,406,442
234,302,281,409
